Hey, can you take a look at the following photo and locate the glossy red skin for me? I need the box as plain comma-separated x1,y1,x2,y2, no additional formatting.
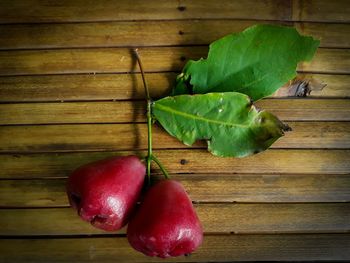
67,155,145,231
127,180,203,258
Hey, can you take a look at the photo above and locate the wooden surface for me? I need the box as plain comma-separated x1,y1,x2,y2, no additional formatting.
0,0,349,262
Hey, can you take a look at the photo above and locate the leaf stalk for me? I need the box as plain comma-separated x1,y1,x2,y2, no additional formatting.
133,48,169,181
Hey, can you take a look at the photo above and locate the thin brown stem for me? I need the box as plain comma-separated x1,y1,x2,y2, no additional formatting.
133,48,150,101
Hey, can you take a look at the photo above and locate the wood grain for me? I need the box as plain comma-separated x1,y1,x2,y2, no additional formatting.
0,149,349,179
0,47,348,76
274,74,350,98
296,22,350,48
0,234,349,262
0,0,292,24
1,0,349,24
0,101,145,125
0,20,282,50
0,122,348,153
299,48,350,74
0,1,348,262
0,20,348,49
295,0,350,22
256,99,350,121
1,99,349,125
0,46,206,76
1,174,349,207
0,72,175,102
0,73,347,103
1,203,349,236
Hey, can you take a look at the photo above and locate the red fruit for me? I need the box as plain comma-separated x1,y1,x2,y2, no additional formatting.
67,155,145,231
127,180,203,258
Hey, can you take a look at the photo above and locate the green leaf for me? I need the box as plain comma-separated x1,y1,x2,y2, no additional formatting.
152,92,290,157
174,24,320,101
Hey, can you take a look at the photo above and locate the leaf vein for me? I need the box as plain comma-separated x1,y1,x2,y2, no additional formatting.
155,103,248,129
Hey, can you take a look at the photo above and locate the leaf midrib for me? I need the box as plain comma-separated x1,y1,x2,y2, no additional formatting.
154,103,249,129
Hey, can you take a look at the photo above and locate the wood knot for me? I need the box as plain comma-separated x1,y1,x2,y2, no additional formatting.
180,159,188,165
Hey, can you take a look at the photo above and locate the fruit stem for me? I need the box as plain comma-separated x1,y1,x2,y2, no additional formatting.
133,48,169,181
152,155,169,179
134,49,150,101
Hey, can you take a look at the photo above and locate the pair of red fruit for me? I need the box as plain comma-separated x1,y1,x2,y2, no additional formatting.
67,155,203,258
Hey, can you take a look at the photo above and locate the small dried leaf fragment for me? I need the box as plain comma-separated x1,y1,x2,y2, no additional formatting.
287,77,327,97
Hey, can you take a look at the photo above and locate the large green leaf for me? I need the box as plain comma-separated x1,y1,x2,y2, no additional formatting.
174,24,320,101
152,92,290,157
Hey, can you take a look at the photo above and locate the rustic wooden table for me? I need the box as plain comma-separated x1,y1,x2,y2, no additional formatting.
0,0,349,262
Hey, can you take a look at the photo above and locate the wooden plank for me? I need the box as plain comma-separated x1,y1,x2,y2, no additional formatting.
0,73,347,103
1,0,348,24
272,74,350,98
0,47,348,76
0,72,175,102
294,0,350,23
1,204,349,236
0,101,143,125
0,46,205,76
256,99,350,121
296,22,350,48
1,174,350,207
0,20,348,49
278,122,350,149
0,20,281,50
299,48,350,74
0,234,349,262
0,0,291,24
0,150,349,179
0,122,348,153
0,99,348,125
0,179,67,207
